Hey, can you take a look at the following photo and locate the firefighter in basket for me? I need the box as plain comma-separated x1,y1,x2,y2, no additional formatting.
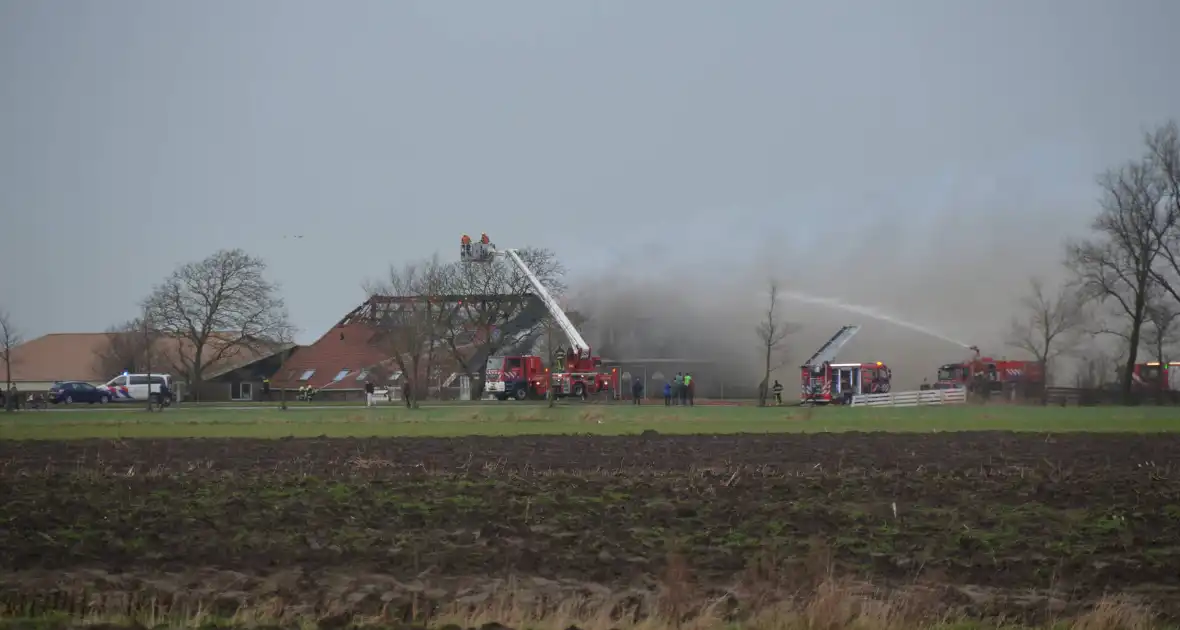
461,234,472,259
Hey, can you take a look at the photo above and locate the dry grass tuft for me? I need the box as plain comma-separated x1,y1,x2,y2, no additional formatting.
0,580,1172,630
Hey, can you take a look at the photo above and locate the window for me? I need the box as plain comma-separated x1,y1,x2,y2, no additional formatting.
129,375,149,385
333,369,351,382
298,369,316,381
355,370,370,382
76,383,95,391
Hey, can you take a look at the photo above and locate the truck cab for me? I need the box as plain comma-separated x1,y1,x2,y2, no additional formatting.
484,355,547,400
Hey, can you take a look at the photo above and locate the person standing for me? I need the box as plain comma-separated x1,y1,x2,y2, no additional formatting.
364,380,376,407
681,373,691,405
663,381,672,406
685,373,695,406
772,380,784,406
631,377,643,404
402,378,413,408
673,372,683,406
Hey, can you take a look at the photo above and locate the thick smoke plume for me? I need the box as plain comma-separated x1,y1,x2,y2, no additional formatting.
570,204,1085,390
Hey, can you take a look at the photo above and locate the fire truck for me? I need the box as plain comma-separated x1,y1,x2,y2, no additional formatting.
1131,361,1180,393
799,325,893,404
932,346,1044,395
461,235,619,401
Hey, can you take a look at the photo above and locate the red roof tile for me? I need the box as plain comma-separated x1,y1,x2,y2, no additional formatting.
270,323,390,390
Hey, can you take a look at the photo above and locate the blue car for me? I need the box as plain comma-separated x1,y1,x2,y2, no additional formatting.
49,381,112,405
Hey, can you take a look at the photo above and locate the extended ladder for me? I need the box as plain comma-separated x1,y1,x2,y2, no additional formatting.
803,325,861,367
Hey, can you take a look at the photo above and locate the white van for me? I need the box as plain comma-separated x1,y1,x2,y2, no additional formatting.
102,373,174,404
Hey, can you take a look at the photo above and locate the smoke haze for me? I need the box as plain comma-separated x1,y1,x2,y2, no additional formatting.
571,185,1094,390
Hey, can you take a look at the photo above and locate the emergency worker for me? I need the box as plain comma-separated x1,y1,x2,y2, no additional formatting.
772,379,784,405
480,233,489,244
685,373,695,406
461,234,472,258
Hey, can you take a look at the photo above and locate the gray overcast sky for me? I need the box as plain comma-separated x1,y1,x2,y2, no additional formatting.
2,0,1179,347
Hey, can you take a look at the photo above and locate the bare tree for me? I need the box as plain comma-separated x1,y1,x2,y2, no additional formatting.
755,279,798,407
1145,121,1180,304
442,247,565,397
1,308,21,412
1006,277,1084,394
1141,298,1180,364
143,249,292,392
1066,157,1170,402
1074,345,1121,390
94,316,164,378
94,313,166,411
366,255,452,408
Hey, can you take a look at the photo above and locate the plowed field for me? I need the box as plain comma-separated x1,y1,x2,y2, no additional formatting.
2,432,1179,623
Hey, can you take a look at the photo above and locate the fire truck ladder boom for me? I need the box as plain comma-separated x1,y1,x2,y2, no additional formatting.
804,325,861,366
501,248,590,354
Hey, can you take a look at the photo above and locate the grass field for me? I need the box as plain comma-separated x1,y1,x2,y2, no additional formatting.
5,404,1180,628
2,401,1180,439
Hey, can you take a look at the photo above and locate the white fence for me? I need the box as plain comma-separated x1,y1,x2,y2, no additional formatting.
850,388,967,407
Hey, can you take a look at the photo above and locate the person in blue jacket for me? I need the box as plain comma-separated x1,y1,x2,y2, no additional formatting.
663,381,672,406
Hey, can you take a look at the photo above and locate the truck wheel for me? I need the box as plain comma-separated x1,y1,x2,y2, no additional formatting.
514,386,528,401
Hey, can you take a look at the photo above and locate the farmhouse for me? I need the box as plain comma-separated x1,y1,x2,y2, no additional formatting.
2,332,296,401
271,294,546,401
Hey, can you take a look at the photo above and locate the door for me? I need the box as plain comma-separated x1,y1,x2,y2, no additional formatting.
237,382,253,400
106,375,130,399
75,383,100,402
128,375,151,400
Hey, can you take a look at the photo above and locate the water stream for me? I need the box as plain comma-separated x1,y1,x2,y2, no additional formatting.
777,289,974,349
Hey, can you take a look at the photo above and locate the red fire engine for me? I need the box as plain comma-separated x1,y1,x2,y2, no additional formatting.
799,325,893,404
1131,361,1180,392
932,346,1044,394
461,235,619,401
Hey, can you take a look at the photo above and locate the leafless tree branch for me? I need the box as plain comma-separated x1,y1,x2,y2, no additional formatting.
756,279,799,406
1145,120,1180,305
93,315,166,379
365,255,453,407
1,308,22,411
1006,277,1085,388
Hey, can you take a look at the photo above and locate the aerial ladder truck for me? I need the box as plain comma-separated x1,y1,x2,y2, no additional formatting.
800,325,892,404
461,235,618,401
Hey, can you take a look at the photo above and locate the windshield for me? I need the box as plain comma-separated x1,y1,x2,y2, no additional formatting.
937,366,960,381
486,357,504,371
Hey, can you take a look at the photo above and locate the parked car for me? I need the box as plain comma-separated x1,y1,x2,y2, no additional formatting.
49,381,112,405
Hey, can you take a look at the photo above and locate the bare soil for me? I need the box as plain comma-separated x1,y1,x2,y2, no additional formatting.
1,432,1178,622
